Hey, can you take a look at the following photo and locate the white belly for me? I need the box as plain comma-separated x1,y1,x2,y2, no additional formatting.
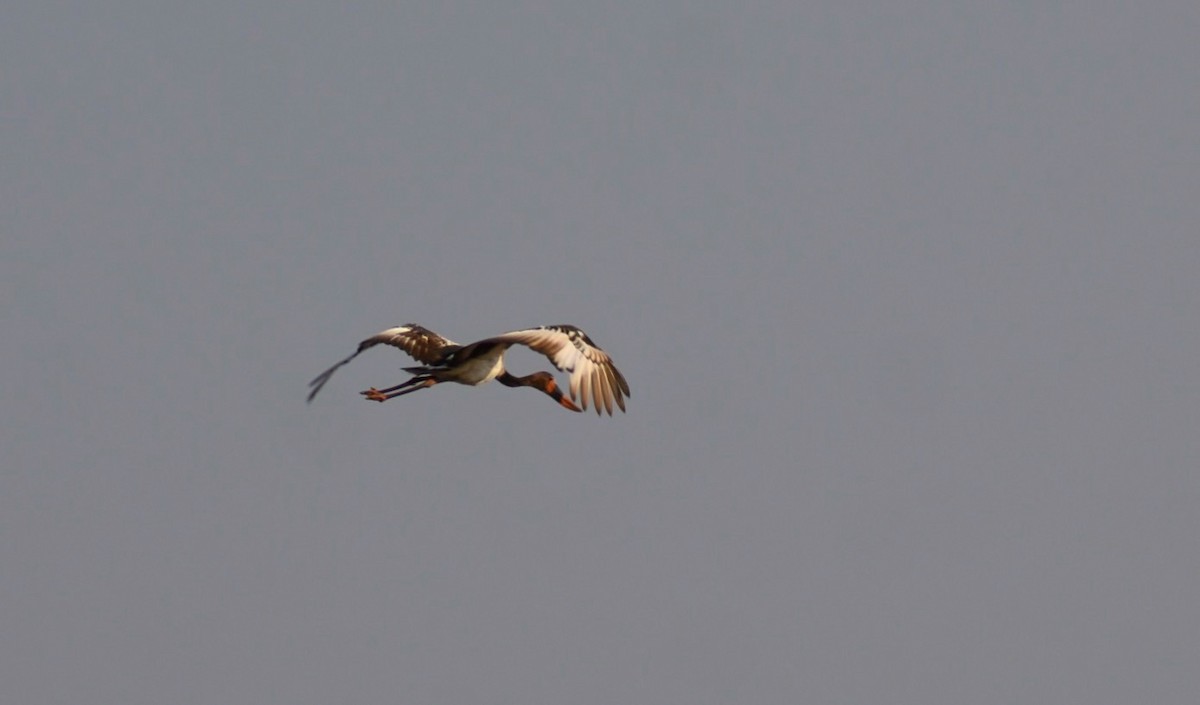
447,351,505,386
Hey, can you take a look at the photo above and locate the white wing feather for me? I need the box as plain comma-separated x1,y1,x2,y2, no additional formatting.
486,326,629,415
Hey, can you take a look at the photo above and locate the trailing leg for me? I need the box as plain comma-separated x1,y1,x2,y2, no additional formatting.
361,375,437,402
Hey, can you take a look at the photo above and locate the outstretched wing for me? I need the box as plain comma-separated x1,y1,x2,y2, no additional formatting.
485,325,630,415
307,324,459,403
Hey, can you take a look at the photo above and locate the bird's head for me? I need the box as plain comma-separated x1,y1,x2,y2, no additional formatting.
525,371,581,412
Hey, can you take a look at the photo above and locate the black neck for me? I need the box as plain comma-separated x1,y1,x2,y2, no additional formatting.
496,371,524,387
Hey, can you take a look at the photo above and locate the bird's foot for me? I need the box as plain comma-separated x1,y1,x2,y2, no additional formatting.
361,388,388,402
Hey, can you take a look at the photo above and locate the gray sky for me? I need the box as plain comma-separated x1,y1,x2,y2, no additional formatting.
4,2,1199,703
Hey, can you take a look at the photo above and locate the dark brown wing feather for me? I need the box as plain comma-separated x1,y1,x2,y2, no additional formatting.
307,324,459,403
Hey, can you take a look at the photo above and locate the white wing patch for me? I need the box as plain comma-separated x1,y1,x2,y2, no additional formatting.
488,325,629,415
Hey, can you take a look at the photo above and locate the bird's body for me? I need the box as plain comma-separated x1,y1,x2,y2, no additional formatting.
307,324,629,415
433,343,507,386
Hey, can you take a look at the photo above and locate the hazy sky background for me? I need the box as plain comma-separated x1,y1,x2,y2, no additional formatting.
4,2,1198,703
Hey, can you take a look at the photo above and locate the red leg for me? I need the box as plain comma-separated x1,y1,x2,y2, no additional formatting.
361,377,436,402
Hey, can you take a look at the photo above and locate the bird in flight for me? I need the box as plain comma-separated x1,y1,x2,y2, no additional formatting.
307,324,629,415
